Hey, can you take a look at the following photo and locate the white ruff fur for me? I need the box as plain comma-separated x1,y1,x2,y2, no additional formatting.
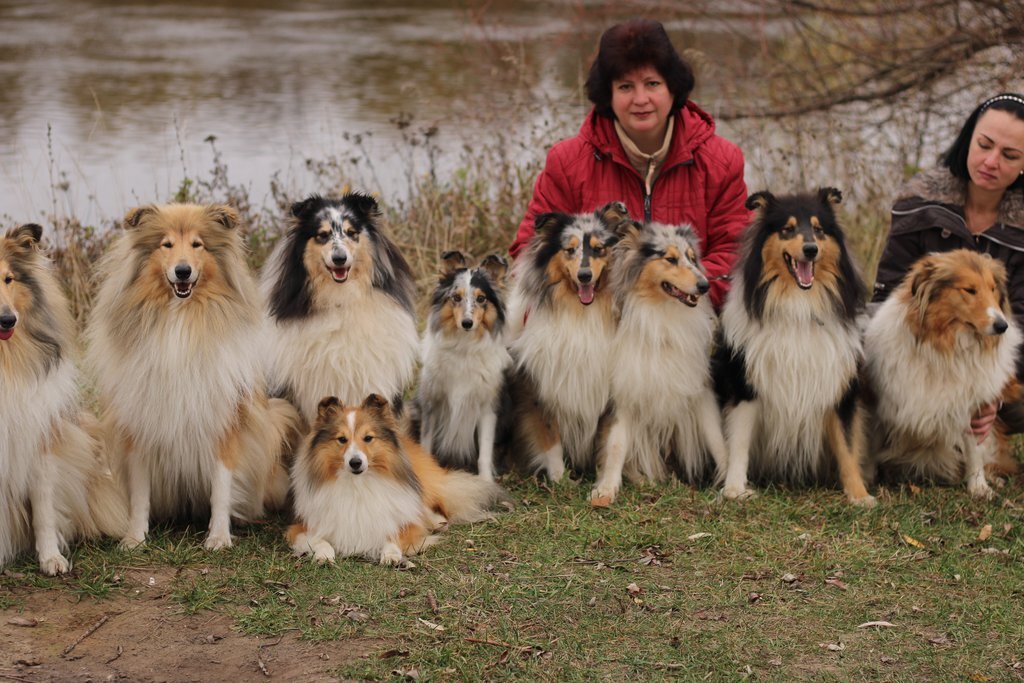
510,301,615,468
610,294,721,481
721,277,860,481
418,328,510,465
262,262,419,422
865,296,1021,480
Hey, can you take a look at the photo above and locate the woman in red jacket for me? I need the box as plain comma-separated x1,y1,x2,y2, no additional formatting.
510,19,749,309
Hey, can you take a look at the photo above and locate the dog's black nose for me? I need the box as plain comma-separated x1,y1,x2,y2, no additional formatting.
802,243,819,259
174,264,192,280
332,253,348,266
696,279,710,294
578,269,593,284
0,314,16,330
994,318,1009,335
348,458,363,473
461,318,473,330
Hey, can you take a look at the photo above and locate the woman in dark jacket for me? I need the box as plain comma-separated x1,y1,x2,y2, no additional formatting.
872,93,1024,438
509,19,749,310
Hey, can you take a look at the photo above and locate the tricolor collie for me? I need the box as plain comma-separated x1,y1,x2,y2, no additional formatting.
507,203,628,481
261,193,418,422
714,188,875,506
288,394,508,565
592,221,728,505
0,225,127,574
86,204,300,550
864,249,1021,499
415,251,511,481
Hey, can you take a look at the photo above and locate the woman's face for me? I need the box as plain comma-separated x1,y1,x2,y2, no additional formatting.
967,109,1024,193
610,66,674,151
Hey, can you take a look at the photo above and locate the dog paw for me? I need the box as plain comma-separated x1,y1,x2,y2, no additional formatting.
427,510,449,532
39,554,71,576
967,481,996,501
119,534,146,551
203,532,233,551
721,485,757,501
590,483,619,507
545,460,565,483
849,494,878,509
379,545,403,566
312,545,336,565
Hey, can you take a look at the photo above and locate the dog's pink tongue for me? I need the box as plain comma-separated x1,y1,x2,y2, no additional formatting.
578,283,595,305
796,260,814,287
0,329,12,341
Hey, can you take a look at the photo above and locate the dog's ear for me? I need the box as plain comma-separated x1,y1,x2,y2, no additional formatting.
361,393,392,417
907,256,938,299
123,205,157,229
745,191,774,211
316,396,342,423
207,204,239,230
440,250,467,276
595,201,641,237
478,254,509,284
534,212,569,236
6,223,43,248
818,187,843,206
345,192,381,222
291,194,323,220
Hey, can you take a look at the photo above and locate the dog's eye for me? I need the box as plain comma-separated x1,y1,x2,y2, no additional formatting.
686,249,697,263
337,435,348,444
452,294,462,304
3,274,13,284
666,256,679,265
191,240,203,249
363,434,374,443
161,241,173,249
476,295,486,304
564,247,576,257
592,246,605,256
813,226,825,236
315,232,330,244
345,229,358,239
964,287,977,296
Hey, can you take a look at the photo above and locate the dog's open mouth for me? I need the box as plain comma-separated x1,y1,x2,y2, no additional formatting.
329,266,350,283
662,281,699,307
172,281,195,298
0,328,13,341
784,253,815,289
577,282,595,305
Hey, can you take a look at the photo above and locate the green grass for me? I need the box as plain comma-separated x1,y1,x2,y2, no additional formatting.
3,475,1023,681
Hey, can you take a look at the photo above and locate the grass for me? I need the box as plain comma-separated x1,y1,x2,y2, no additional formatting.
4,475,1023,680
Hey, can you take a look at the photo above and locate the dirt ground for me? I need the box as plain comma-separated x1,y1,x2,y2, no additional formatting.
0,568,378,682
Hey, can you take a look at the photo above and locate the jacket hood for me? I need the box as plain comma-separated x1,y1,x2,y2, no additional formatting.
579,100,715,168
899,167,1024,229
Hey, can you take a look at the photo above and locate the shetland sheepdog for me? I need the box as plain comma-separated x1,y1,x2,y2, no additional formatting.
261,193,418,423
592,221,728,505
86,204,300,550
0,224,127,574
287,394,508,565
415,251,511,481
506,203,630,481
864,249,1021,499
713,188,875,506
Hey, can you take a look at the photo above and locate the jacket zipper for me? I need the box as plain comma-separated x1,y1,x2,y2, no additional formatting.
639,159,693,223
893,204,1024,254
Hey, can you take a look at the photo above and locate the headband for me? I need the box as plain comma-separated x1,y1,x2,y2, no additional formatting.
981,94,1024,110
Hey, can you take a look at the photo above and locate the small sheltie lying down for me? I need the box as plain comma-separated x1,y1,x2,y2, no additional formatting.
592,220,728,505
0,224,127,574
261,193,419,422
714,188,875,506
86,204,300,550
415,251,511,481
506,203,629,481
288,395,509,565
864,249,1021,499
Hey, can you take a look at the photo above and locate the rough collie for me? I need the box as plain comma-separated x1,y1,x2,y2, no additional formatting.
86,204,300,550
0,224,127,574
592,221,728,505
287,394,508,565
261,193,418,422
864,249,1021,498
415,251,511,481
714,188,875,506
507,203,629,481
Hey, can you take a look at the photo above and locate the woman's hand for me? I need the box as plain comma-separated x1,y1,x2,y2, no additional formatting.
970,401,999,444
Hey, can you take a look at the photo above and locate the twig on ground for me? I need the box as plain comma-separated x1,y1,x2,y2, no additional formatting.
61,614,110,657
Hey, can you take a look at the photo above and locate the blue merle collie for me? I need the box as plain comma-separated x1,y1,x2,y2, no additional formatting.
506,202,630,481
415,251,511,481
261,193,418,423
713,188,875,506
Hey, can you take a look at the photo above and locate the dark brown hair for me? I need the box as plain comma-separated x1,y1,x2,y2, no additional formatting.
584,19,694,118
942,93,1024,192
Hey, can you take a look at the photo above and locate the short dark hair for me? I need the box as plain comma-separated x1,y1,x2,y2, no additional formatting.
584,19,695,118
942,92,1024,191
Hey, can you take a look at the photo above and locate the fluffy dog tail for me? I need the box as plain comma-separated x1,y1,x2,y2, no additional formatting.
262,397,304,510
79,413,130,540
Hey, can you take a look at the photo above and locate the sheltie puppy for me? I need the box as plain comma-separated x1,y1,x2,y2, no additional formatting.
714,188,875,506
506,203,630,481
86,204,300,550
0,224,127,574
864,249,1021,499
287,394,508,565
592,221,728,505
415,251,511,481
261,193,418,422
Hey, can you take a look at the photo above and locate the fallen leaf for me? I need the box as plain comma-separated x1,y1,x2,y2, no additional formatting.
927,635,952,646
901,534,926,549
687,532,712,541
747,592,762,604
825,577,848,591
391,667,420,681
417,618,445,632
7,617,38,627
880,656,897,664
980,547,1009,556
978,524,993,542
968,673,991,682
767,657,782,667
780,573,798,583
819,641,845,651
15,657,41,666
909,483,922,495
626,583,642,596
858,621,896,629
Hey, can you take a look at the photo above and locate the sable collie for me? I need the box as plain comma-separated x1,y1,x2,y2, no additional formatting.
864,249,1021,499
507,203,629,481
0,224,127,574
86,204,300,550
714,188,875,506
261,193,418,422
288,395,508,565
415,251,511,481
592,221,728,505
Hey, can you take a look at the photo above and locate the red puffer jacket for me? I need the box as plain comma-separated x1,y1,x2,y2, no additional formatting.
510,102,750,309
